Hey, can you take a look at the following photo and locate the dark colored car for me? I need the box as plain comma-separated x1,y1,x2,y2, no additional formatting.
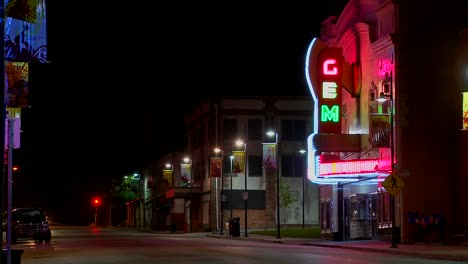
11,207,51,243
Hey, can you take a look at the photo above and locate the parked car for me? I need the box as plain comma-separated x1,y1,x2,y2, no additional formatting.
11,207,51,243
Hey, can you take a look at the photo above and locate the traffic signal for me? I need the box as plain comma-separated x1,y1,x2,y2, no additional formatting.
93,197,101,207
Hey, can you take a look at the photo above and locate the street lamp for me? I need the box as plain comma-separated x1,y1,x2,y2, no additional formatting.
164,163,175,231
235,139,248,237
299,148,307,229
229,155,234,219
214,147,224,235
377,89,397,248
133,173,141,228
266,130,280,239
182,156,192,232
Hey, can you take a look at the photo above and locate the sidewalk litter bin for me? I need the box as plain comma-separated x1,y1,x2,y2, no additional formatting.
226,220,232,236
229,217,240,237
170,221,176,233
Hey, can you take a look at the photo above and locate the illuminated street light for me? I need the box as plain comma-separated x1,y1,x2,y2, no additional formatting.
299,148,307,229
229,155,234,219
214,147,224,235
266,130,280,239
235,139,248,237
182,156,192,232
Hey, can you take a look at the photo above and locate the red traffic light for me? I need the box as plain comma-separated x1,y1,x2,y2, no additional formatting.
93,198,101,207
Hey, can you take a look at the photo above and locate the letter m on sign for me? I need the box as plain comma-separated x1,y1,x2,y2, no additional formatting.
321,105,340,122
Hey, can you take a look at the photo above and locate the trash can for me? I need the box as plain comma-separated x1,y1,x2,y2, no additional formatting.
231,217,240,237
170,221,176,233
226,219,232,236
2,249,24,264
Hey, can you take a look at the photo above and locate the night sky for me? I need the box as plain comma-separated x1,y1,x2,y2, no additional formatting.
12,1,348,224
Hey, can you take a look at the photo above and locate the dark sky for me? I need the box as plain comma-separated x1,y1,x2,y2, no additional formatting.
12,1,348,224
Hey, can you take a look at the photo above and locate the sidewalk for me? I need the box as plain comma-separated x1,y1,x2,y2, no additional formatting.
206,232,468,262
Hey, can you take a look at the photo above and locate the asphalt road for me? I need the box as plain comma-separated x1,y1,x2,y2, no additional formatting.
5,226,460,264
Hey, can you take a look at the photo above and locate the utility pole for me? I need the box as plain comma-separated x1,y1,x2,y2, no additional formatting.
0,1,6,263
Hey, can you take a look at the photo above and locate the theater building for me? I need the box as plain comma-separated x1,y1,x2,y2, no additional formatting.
306,0,468,243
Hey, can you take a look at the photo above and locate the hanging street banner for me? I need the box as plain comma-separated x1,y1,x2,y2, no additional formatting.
232,151,245,173
162,169,173,188
6,62,30,108
262,143,277,168
180,163,191,186
5,0,48,62
209,157,222,178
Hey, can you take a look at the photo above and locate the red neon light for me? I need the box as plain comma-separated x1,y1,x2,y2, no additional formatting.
319,155,379,176
323,59,338,75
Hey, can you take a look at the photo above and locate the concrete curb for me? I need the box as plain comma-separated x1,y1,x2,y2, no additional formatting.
206,234,468,262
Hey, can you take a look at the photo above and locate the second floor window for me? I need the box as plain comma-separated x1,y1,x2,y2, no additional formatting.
248,155,262,177
223,118,237,140
281,120,306,140
248,119,263,140
281,155,305,177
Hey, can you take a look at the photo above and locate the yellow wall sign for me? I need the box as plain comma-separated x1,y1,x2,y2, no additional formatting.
381,172,405,197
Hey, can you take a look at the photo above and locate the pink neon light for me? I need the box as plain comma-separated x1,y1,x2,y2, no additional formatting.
319,155,379,176
378,59,392,76
323,59,338,75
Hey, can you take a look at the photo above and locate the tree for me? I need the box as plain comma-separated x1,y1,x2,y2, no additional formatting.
108,177,140,226
110,177,139,203
279,176,293,225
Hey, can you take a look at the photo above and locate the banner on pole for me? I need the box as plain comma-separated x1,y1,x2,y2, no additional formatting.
210,157,222,177
262,143,277,168
232,151,245,173
180,163,191,186
5,118,21,149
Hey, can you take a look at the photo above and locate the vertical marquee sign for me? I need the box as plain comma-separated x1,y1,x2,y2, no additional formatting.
317,48,343,133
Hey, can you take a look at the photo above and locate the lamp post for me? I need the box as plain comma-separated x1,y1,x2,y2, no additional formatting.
299,148,307,229
123,175,131,227
182,156,192,232
214,147,224,235
235,139,248,237
230,155,234,219
266,131,280,239
133,173,141,229
164,163,175,230
378,89,397,248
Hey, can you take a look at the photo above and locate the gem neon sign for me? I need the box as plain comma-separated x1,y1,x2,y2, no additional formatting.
318,48,342,133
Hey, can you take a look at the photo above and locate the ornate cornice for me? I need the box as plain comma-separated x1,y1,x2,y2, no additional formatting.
372,35,394,55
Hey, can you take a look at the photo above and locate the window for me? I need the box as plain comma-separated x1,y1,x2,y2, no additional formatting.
248,155,262,177
190,126,204,148
247,119,263,140
208,119,216,145
281,155,305,177
222,156,232,174
195,126,204,147
281,120,306,140
223,119,237,140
